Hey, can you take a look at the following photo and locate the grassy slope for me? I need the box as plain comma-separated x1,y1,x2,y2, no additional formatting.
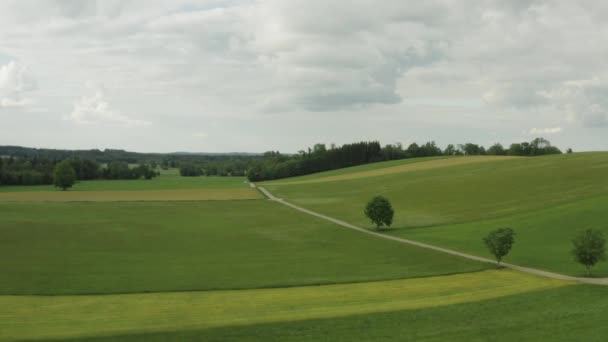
50,284,608,342
265,153,608,276
0,176,248,192
262,156,450,183
394,194,608,276
0,200,487,295
0,270,571,342
264,156,516,185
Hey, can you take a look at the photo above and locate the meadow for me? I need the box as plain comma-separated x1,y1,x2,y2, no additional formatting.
0,175,247,192
0,270,578,342
2,154,608,341
46,283,608,342
264,152,608,276
0,176,260,201
0,200,487,295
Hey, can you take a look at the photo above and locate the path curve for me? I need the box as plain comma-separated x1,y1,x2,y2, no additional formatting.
254,184,608,286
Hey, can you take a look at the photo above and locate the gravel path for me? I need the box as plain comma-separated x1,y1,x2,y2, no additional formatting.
255,184,608,286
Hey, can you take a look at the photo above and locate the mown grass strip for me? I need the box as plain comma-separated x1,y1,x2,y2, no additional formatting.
0,270,570,342
0,188,261,202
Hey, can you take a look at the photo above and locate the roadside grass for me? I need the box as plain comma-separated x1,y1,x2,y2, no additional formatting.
45,283,608,342
0,176,249,192
0,270,570,342
265,152,608,276
263,155,515,185
0,188,260,202
0,200,488,295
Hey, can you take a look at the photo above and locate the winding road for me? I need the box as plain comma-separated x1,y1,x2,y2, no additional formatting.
254,184,608,286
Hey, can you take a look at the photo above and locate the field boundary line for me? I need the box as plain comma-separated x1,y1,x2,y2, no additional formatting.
254,184,608,286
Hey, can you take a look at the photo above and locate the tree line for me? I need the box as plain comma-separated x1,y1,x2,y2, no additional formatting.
247,137,564,182
0,157,158,186
177,158,252,177
1,137,565,185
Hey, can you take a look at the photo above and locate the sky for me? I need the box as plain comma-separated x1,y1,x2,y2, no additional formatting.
1,0,607,153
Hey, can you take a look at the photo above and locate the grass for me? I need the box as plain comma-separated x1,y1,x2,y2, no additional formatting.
263,156,450,183
0,176,249,192
0,200,488,295
265,156,515,185
390,194,608,277
44,283,608,342
0,188,260,201
4,152,608,341
265,152,608,276
0,270,572,342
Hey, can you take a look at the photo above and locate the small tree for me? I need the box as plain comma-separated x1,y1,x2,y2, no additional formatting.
572,229,606,276
483,228,515,266
54,160,76,191
364,196,394,230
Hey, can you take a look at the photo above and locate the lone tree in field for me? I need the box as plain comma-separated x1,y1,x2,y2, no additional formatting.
572,229,606,276
364,196,394,230
483,228,515,266
53,160,76,191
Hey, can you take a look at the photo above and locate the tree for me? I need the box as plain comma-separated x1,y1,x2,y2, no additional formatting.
463,143,483,156
487,143,505,155
364,196,394,230
572,229,606,276
53,160,76,191
443,144,456,156
106,160,132,179
483,228,515,266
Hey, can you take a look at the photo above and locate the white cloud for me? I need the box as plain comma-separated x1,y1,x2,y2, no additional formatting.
0,1,607,152
0,61,36,109
66,83,149,126
193,132,208,138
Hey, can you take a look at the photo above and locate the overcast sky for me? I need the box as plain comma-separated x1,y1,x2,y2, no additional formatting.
1,0,607,153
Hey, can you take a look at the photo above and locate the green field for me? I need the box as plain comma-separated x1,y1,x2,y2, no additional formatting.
39,283,607,342
264,152,608,276
0,270,578,342
0,176,248,192
2,154,608,341
0,200,487,295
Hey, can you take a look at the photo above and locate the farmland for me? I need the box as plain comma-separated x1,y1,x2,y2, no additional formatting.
264,152,608,276
2,153,608,341
0,270,577,342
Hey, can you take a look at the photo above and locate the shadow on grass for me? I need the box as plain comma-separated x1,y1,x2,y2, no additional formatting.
25,285,608,342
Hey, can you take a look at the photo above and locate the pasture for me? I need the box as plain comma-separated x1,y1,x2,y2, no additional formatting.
2,154,608,341
0,200,487,295
0,188,260,201
264,152,608,276
0,175,248,192
0,270,574,342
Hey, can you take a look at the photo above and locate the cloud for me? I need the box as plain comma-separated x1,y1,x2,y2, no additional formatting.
0,60,36,109
193,132,208,138
66,83,149,126
536,78,608,127
529,127,562,135
251,1,448,111
1,1,608,152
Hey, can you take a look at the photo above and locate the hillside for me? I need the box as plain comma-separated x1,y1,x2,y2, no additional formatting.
264,152,608,276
